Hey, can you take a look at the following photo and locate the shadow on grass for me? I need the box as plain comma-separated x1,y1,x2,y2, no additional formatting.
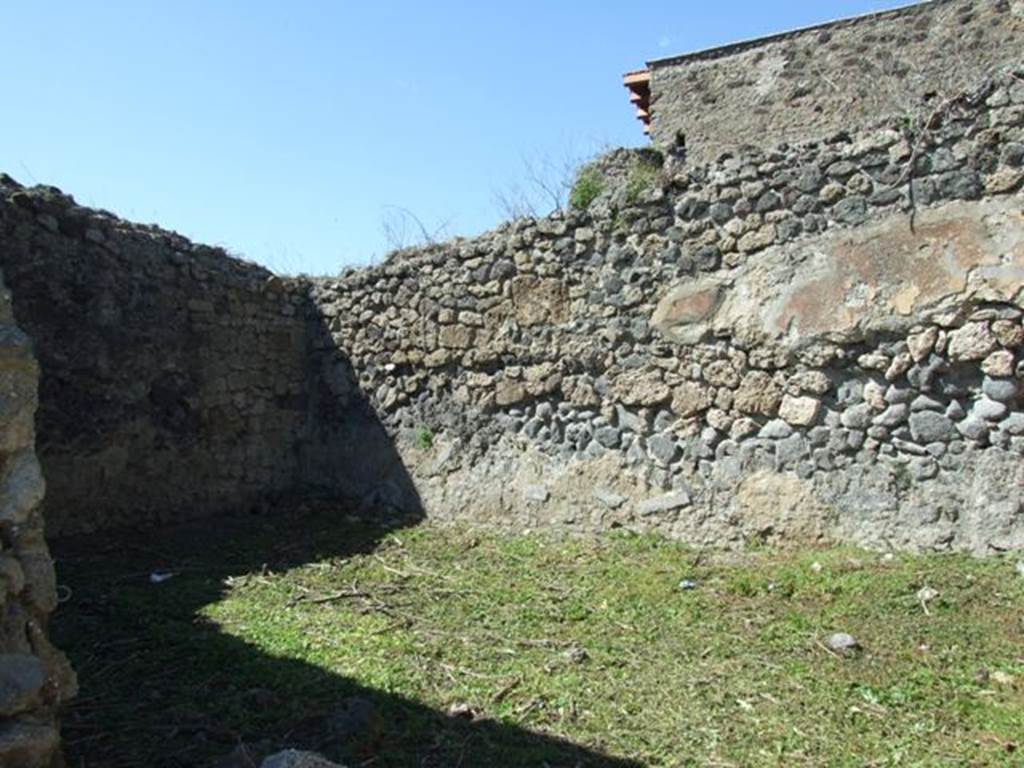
4,212,640,766
50,504,643,768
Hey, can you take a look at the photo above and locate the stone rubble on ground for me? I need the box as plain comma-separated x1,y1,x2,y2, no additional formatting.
825,633,861,656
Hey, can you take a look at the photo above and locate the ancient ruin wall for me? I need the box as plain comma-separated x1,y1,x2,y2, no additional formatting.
0,273,76,767
647,0,1023,163
1,68,1021,553
0,166,416,768
311,66,1024,555
0,71,1021,557
0,178,419,537
0,179,313,535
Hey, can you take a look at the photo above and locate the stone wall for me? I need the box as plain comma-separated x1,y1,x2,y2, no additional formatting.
646,0,1024,163
0,272,76,767
310,65,1024,555
0,53,1020,768
0,178,418,537
0,56,1021,560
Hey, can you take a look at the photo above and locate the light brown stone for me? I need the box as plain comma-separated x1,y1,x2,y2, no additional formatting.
651,279,724,345
819,182,845,203
730,417,759,440
992,319,1024,348
947,322,997,362
732,471,831,545
737,224,776,253
423,350,450,368
510,276,568,327
706,408,733,432
864,381,887,410
857,352,889,371
985,168,1024,194
671,382,712,418
702,360,740,388
885,353,913,381
907,327,938,361
778,395,820,426
562,377,600,407
438,325,474,349
494,380,527,407
614,370,671,407
788,370,831,395
981,350,1015,377
734,371,781,416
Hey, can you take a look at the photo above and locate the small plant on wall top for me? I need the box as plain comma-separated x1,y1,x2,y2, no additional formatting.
414,425,434,450
569,165,605,210
625,152,663,205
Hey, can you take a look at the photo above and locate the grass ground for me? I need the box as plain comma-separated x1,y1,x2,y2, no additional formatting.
51,505,1024,767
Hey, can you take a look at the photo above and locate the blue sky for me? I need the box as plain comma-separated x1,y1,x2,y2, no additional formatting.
2,1,910,274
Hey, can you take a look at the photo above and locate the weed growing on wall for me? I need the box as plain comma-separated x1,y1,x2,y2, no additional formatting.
569,165,605,210
624,153,663,205
414,425,434,450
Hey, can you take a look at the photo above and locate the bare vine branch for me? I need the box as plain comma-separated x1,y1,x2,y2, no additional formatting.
381,205,452,250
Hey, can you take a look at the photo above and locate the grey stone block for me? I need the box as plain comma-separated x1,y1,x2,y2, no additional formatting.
636,491,692,517
909,411,954,443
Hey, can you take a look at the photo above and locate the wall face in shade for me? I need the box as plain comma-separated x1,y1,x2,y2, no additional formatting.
307,66,1024,555
0,178,417,765
0,181,315,535
0,180,421,537
0,272,76,768
647,0,1024,163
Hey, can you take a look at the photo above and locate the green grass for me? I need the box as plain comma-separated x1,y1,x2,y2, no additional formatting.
624,157,662,205
569,166,605,210
51,507,1024,767
414,425,434,450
